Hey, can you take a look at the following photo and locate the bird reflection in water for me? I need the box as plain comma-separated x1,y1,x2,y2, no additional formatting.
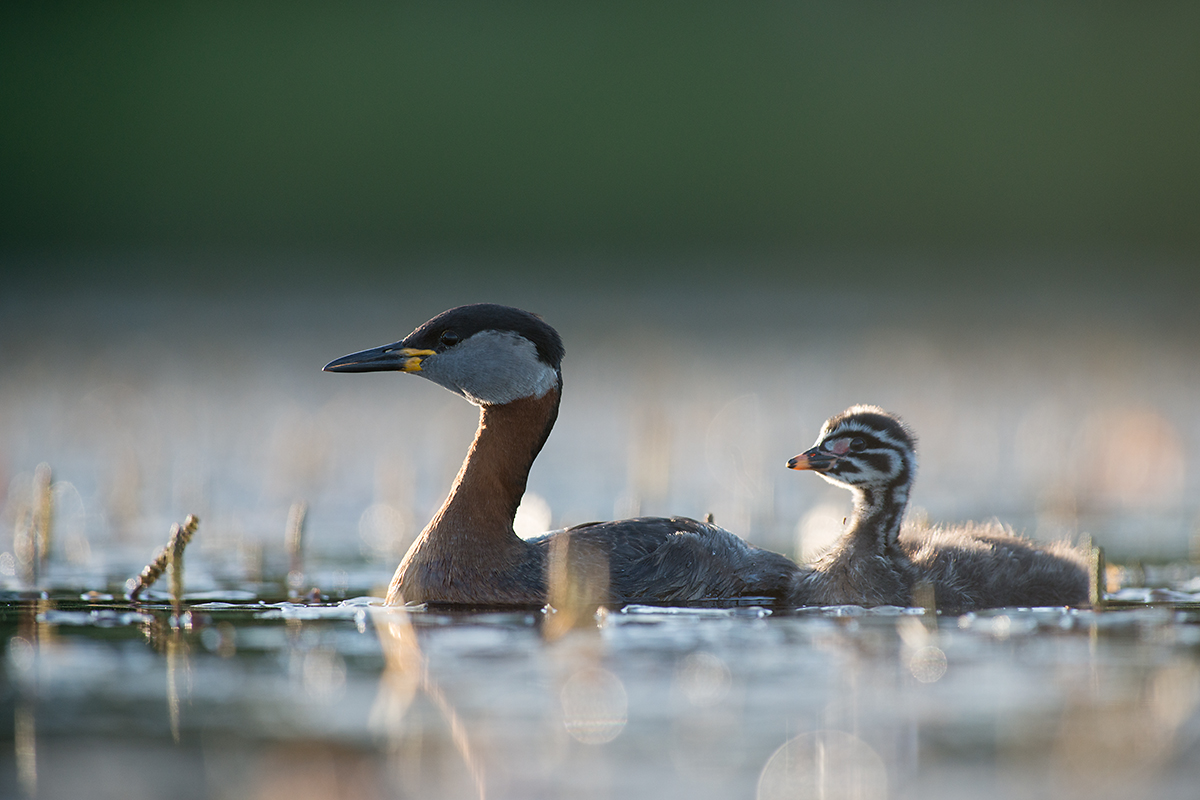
369,577,635,799
369,605,487,800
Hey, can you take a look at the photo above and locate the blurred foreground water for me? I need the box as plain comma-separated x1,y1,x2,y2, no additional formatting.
2,279,1200,798
3,592,1200,800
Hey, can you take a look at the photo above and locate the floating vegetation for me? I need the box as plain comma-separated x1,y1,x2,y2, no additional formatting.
127,515,200,605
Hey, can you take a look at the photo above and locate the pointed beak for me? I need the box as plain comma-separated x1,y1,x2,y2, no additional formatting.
787,446,837,472
323,342,437,374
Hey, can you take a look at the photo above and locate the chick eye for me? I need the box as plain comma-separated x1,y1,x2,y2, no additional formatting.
850,437,866,452
439,330,460,347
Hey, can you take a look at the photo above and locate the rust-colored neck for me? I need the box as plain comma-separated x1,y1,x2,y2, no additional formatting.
434,388,559,541
388,386,560,604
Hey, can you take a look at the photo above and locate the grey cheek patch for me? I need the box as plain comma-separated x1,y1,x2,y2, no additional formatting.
419,330,558,406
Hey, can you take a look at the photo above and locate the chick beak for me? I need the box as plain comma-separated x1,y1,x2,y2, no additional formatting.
323,342,437,374
787,446,837,472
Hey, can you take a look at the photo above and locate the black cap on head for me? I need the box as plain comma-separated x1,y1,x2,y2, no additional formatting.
402,304,565,368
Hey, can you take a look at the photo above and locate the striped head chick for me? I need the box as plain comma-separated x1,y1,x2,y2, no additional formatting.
788,405,917,549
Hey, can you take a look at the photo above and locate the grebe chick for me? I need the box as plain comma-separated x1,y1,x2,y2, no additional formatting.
786,405,1089,612
325,303,800,607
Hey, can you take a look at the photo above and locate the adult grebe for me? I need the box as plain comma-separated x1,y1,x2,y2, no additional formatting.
786,405,1090,611
325,303,800,607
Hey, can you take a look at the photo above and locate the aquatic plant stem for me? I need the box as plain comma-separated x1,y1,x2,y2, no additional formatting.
128,515,199,602
286,501,308,595
1089,541,1107,610
32,463,52,576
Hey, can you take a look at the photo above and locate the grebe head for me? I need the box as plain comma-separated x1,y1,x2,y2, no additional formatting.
787,405,917,492
323,303,564,406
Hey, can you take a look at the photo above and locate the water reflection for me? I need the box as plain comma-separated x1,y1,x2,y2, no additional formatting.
907,645,948,684
560,667,628,745
1053,657,1200,794
166,631,187,743
675,651,733,707
0,596,1198,798
9,601,46,799
199,621,238,657
370,606,487,799
369,606,421,725
757,730,888,800
301,647,347,702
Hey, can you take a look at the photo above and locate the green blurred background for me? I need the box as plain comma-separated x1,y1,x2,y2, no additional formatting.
2,2,1197,290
